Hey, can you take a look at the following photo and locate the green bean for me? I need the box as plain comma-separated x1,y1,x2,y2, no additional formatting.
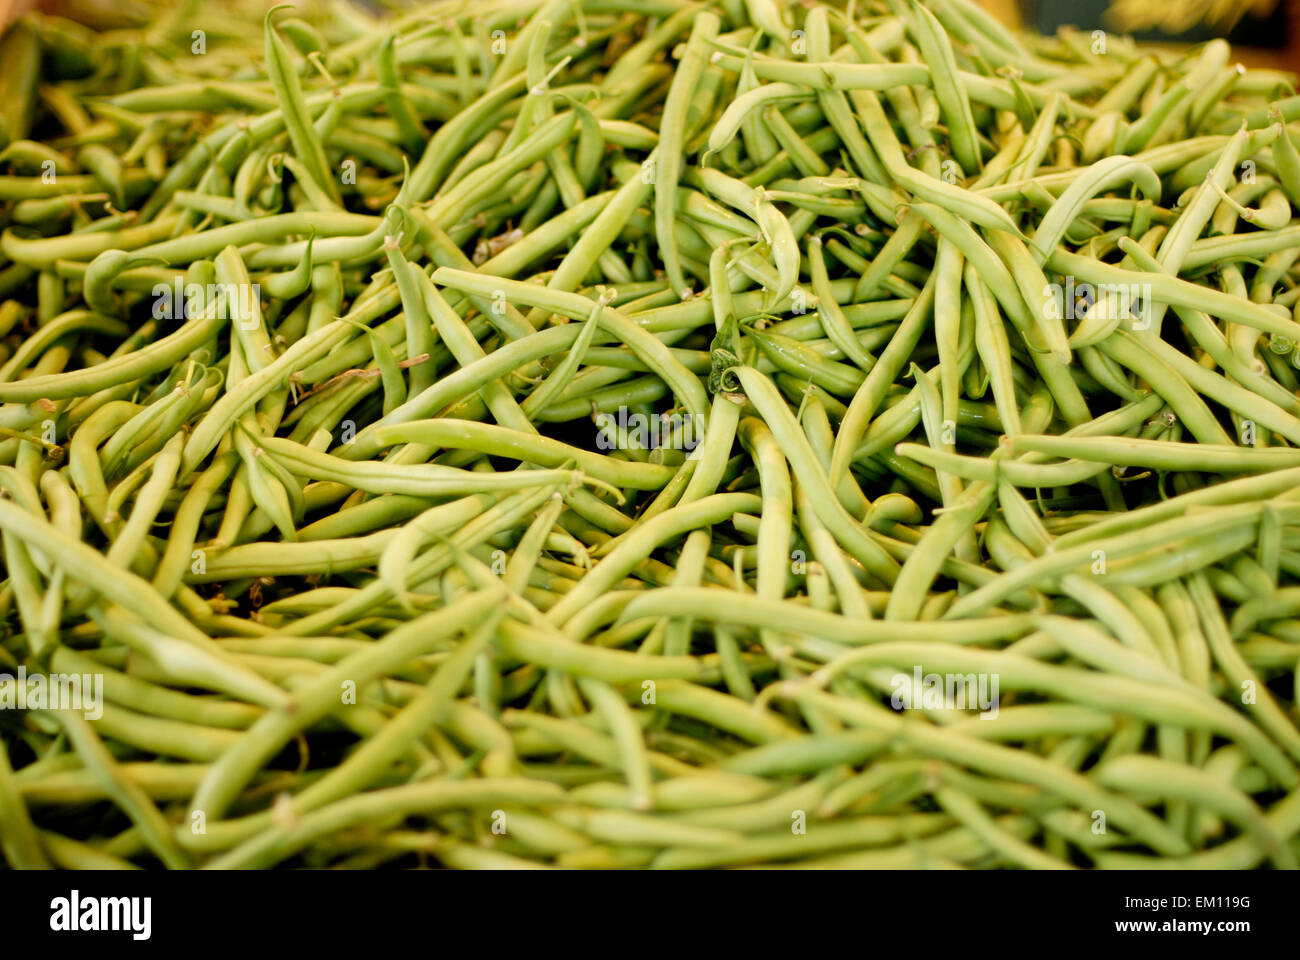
1094,755,1295,869
0,739,49,869
909,1,980,174
208,777,566,869
0,500,288,708
1009,436,1300,473
432,267,710,425
190,587,505,821
0,308,228,405
1186,573,1300,766
775,683,1191,854
0,23,40,143
935,788,1073,870
4,0,1300,873
48,710,191,869
264,6,340,206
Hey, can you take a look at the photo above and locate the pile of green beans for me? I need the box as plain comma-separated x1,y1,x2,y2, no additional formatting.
2,0,1300,870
